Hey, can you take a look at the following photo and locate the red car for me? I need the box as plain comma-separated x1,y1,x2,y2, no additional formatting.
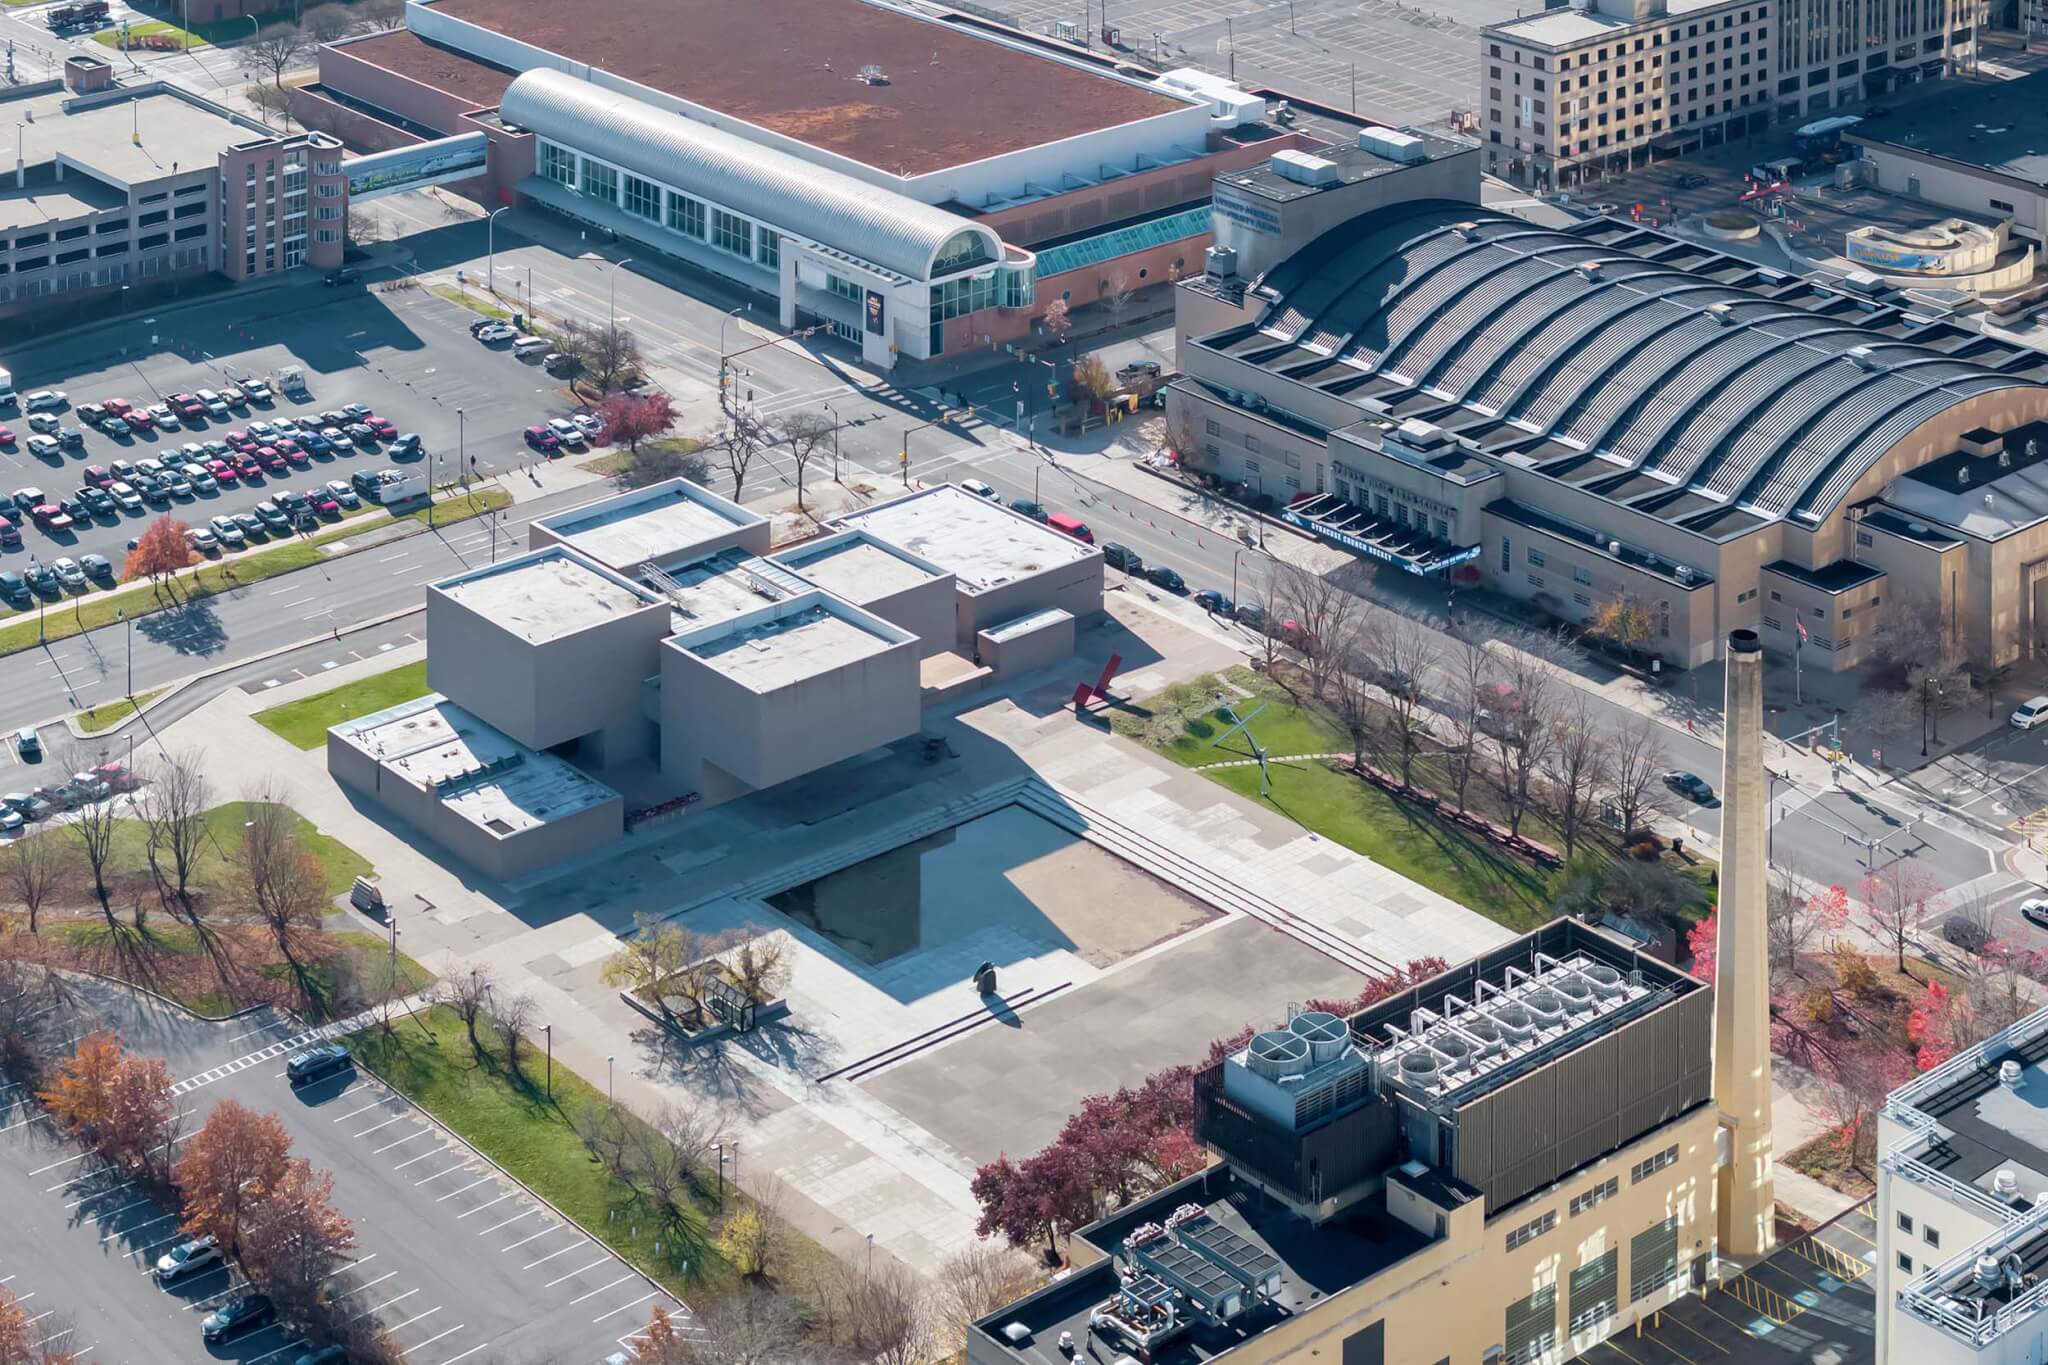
205,459,239,485
82,465,112,488
306,488,340,515
30,503,71,530
524,425,559,452
0,427,14,447
0,515,18,547
224,430,255,452
124,408,155,431
103,397,132,417
279,441,309,465
365,416,397,441
255,446,287,473
169,393,205,420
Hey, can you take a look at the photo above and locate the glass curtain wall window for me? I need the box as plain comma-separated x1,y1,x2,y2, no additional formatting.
666,191,706,240
580,159,619,205
623,174,661,222
757,229,781,270
539,141,576,189
711,208,752,259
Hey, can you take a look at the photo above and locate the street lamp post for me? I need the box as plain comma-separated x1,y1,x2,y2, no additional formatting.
606,1054,614,1106
717,306,745,418
824,402,840,480
457,407,466,493
120,607,131,697
1231,546,1246,608
486,207,509,297
605,257,632,331
31,557,43,644
542,1023,552,1099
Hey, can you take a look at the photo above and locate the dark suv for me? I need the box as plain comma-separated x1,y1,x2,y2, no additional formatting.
1102,543,1143,574
286,1043,352,1086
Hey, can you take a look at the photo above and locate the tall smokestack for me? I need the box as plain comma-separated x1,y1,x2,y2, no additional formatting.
1715,629,1775,1258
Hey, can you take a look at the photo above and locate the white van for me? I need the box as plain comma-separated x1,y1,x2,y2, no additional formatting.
512,336,551,359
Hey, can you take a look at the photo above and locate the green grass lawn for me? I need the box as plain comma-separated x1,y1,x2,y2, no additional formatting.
347,1007,755,1295
76,687,168,734
429,283,516,323
255,661,431,749
18,800,370,902
91,18,206,48
51,919,429,1021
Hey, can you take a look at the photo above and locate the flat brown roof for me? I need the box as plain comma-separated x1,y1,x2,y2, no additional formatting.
419,0,1191,176
333,28,516,109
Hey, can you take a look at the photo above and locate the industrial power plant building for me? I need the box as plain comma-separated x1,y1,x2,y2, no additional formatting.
1171,121,2048,671
328,479,1103,879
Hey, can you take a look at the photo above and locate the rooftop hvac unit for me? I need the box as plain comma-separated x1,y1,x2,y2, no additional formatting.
1846,344,1879,371
1288,1010,1351,1064
1358,126,1427,164
1461,1016,1504,1051
1205,244,1238,280
1576,261,1604,282
1552,975,1595,1012
857,64,890,84
1493,1004,1534,1040
1397,1050,1440,1083
1585,964,1624,997
1607,539,1623,556
1451,221,1480,242
2002,1059,2026,1090
1524,989,1564,1026
1246,1030,1310,1080
1706,301,1737,325
1429,1032,1474,1068
1996,1169,2022,1199
1676,566,1695,583
1270,150,1339,187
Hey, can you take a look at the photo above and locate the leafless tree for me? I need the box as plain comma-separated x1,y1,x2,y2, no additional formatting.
236,789,328,984
772,411,834,509
1360,607,1441,787
1271,559,1366,700
1244,568,1286,677
301,2,355,43
1542,691,1612,858
246,81,296,131
714,416,766,503
494,989,537,1082
1861,858,1944,975
344,207,386,247
1870,590,1958,675
656,1286,807,1363
1484,634,1561,839
623,1100,724,1226
1766,869,1818,989
358,0,407,28
1327,628,1376,771
1607,714,1672,837
574,1100,633,1179
2,826,67,935
1851,688,1918,769
724,928,790,1005
836,1257,932,1365
1444,623,1493,814
0,958,71,1087
1102,270,1135,331
589,323,642,395
436,964,497,1060
66,786,124,932
246,25,308,88
136,751,211,921
927,1245,1042,1360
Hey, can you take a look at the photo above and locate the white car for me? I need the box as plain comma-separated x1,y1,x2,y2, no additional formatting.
572,412,606,439
325,479,360,509
51,557,85,589
153,1236,221,1283
184,525,217,552
24,435,58,459
23,390,66,412
476,322,518,343
545,417,586,448
208,515,245,548
147,403,179,431
195,389,228,418
26,412,58,434
960,478,998,499
2013,696,2048,730
241,379,272,402
109,481,143,513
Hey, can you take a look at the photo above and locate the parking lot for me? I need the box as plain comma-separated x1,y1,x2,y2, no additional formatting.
1582,1201,1877,1365
3,987,684,1365
0,278,595,617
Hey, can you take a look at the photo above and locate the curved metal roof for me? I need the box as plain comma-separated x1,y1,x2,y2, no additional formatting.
499,69,999,281
1242,202,2048,527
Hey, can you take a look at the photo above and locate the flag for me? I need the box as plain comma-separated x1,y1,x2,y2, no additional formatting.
1795,619,1808,645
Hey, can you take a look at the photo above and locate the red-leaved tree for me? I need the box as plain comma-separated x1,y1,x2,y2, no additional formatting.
241,1156,356,1312
597,391,676,454
175,1099,292,1259
124,515,195,601
37,1029,122,1147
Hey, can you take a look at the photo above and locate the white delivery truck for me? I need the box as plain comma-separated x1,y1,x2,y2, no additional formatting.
0,367,17,407
271,364,308,397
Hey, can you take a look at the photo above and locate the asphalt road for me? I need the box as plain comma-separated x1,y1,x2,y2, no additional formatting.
1,981,681,1365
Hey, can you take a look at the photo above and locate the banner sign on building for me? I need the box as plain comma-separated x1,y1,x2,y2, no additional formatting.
1283,506,1482,576
1212,186,1282,236
865,288,886,335
345,132,489,201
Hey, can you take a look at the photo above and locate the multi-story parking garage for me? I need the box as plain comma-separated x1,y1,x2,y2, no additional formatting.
1173,133,2048,671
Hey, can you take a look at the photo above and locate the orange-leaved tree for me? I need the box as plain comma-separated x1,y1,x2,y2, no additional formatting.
103,1051,179,1181
241,1156,355,1311
175,1098,292,1258
37,1029,122,1147
124,515,195,602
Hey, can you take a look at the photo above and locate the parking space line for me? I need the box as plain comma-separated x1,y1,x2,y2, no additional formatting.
323,1253,375,1282
64,1178,133,1209
0,1112,50,1134
384,1304,441,1334
436,1345,489,1365
413,1162,471,1186
568,1272,636,1305
521,1238,588,1269
398,1322,463,1357
247,1338,308,1365
328,1271,397,1301
30,1151,90,1177
593,1291,662,1324
500,1224,557,1251
347,1287,418,1324
392,1149,440,1171
376,1130,433,1155
331,1100,386,1123
457,1192,516,1221
541,1255,610,1289
434,1174,495,1202
354,1115,409,1138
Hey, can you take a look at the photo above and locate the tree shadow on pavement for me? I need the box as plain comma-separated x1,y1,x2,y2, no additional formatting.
136,597,228,657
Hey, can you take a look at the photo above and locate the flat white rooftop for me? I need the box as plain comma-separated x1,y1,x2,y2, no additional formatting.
656,555,784,631
538,478,763,571
836,484,1093,592
436,547,656,643
775,531,945,604
334,695,618,836
681,601,898,690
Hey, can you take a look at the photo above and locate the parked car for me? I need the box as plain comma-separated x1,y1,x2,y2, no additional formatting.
322,268,358,286
108,482,142,513
1,793,51,820
29,504,71,531
1193,588,1233,614
960,478,997,499
1944,912,1995,955
1145,564,1186,593
2013,696,2048,729
476,322,518,343
200,1293,274,1343
1102,543,1142,573
13,728,39,760
147,403,180,431
241,379,272,402
197,389,230,419
82,464,113,488
185,525,218,553
57,427,82,450
154,1236,221,1284
79,553,112,581
344,422,375,444
2023,898,2048,931
253,500,289,531
365,416,396,441
50,557,85,590
207,515,246,548
388,433,423,460
26,412,57,435
295,1348,349,1365
524,425,560,452
326,479,360,509
1234,602,1268,631
1047,512,1092,543
23,389,66,412
286,1042,351,1085
572,412,606,440
1008,497,1048,521
544,418,583,449
1675,172,1710,189
24,435,58,461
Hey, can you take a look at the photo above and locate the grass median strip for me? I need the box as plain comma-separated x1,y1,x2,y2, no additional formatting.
75,687,168,734
0,488,513,661
429,284,516,323
255,660,430,749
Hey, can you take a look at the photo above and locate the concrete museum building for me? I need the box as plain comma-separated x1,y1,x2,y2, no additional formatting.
1168,125,2048,671
328,479,1104,879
